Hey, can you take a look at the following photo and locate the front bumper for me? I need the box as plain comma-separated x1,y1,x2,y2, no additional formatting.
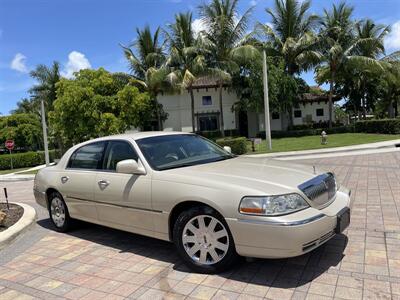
226,187,351,258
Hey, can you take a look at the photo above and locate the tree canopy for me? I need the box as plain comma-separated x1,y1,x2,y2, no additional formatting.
49,68,152,146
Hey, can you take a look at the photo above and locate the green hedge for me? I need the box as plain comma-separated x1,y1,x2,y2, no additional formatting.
197,130,239,141
216,137,247,155
257,126,354,139
0,150,61,170
355,119,400,134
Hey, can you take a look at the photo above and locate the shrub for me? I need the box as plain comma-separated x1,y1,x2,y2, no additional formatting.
257,126,354,139
355,119,400,134
288,121,344,131
197,130,239,141
216,137,247,155
0,149,61,170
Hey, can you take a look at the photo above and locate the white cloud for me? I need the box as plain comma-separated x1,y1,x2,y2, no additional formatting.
62,51,91,78
10,53,28,73
192,18,207,38
385,20,400,51
250,0,257,6
192,15,241,37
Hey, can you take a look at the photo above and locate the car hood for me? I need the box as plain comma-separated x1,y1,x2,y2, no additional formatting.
153,156,321,196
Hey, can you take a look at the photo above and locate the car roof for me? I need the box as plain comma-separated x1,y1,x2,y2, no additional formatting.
89,131,193,142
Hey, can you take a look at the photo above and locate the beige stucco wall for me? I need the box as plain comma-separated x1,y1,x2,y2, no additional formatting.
293,102,333,125
159,90,336,136
159,88,238,132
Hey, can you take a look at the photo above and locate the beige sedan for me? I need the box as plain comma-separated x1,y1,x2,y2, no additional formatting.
34,132,351,273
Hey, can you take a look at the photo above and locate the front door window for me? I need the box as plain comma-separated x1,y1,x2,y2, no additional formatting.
102,141,138,171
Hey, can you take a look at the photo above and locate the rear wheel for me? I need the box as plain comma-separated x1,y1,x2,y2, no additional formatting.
173,206,238,273
48,191,71,232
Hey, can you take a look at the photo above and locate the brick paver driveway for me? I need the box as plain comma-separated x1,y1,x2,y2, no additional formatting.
1,150,399,300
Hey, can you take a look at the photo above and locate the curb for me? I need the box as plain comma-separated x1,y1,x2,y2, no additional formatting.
246,140,400,159
0,202,36,250
0,175,35,182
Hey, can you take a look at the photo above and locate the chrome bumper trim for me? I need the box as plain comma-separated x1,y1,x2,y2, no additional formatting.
237,213,325,226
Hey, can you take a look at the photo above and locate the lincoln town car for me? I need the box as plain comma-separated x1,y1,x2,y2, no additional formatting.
34,132,351,273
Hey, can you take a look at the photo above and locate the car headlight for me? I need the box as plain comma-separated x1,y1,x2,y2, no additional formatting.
239,193,309,216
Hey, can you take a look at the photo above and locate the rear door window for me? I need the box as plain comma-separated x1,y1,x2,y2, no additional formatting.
67,142,106,170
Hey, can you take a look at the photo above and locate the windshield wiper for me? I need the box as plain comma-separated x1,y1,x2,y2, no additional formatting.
158,162,198,171
212,155,235,162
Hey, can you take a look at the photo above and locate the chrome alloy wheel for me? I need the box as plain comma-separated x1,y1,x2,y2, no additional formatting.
50,197,66,228
182,215,229,265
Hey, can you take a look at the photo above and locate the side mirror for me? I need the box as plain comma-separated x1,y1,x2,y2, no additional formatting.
223,146,232,153
116,159,146,175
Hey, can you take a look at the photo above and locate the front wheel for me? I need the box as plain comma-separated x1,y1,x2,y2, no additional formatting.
173,206,238,273
48,191,71,232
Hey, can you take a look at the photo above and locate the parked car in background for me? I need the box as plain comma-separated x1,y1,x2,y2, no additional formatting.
34,132,351,273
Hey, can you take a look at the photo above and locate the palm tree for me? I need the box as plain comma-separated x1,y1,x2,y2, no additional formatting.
199,0,259,137
11,98,40,116
29,61,61,113
121,26,168,129
256,0,320,127
257,0,321,75
353,19,389,118
380,51,400,117
317,2,384,128
165,12,210,132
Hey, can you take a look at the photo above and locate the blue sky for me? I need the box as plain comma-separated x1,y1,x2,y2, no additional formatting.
0,0,399,115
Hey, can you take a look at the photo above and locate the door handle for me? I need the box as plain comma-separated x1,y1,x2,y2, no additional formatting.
98,180,110,189
61,176,69,184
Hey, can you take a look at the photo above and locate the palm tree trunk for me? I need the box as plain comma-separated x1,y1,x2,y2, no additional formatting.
328,73,335,129
362,81,366,120
189,87,196,132
388,98,395,118
361,98,366,119
155,96,163,131
219,82,225,137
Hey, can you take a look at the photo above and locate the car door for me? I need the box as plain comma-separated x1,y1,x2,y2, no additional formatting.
94,140,154,235
59,141,106,222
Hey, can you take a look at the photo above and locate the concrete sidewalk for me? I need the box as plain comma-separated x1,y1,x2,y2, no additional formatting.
246,138,400,160
0,163,54,182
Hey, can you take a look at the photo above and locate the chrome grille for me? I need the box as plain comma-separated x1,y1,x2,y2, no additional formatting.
298,173,337,207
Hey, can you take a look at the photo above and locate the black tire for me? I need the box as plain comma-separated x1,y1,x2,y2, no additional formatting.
173,205,238,273
48,191,71,232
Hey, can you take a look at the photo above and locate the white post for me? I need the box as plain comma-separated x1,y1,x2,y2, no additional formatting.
41,99,50,166
262,50,272,150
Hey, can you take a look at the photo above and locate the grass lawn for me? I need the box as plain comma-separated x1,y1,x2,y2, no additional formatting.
17,169,39,175
247,133,400,154
0,167,32,175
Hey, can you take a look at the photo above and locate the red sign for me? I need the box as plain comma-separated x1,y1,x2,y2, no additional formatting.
5,140,14,150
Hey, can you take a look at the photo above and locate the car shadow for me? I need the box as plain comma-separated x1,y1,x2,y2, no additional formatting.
37,218,348,290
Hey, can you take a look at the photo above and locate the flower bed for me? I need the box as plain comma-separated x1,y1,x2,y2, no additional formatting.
0,203,24,232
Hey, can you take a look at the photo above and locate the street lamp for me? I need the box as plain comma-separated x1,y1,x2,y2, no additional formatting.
262,50,272,150
40,99,50,166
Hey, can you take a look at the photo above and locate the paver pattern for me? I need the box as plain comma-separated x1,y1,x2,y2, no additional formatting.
0,150,399,299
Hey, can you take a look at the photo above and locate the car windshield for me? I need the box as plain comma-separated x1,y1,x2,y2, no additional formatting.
136,134,235,171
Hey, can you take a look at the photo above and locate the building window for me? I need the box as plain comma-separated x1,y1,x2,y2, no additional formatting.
294,110,302,118
272,112,280,119
198,114,219,131
202,96,212,106
316,108,324,116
